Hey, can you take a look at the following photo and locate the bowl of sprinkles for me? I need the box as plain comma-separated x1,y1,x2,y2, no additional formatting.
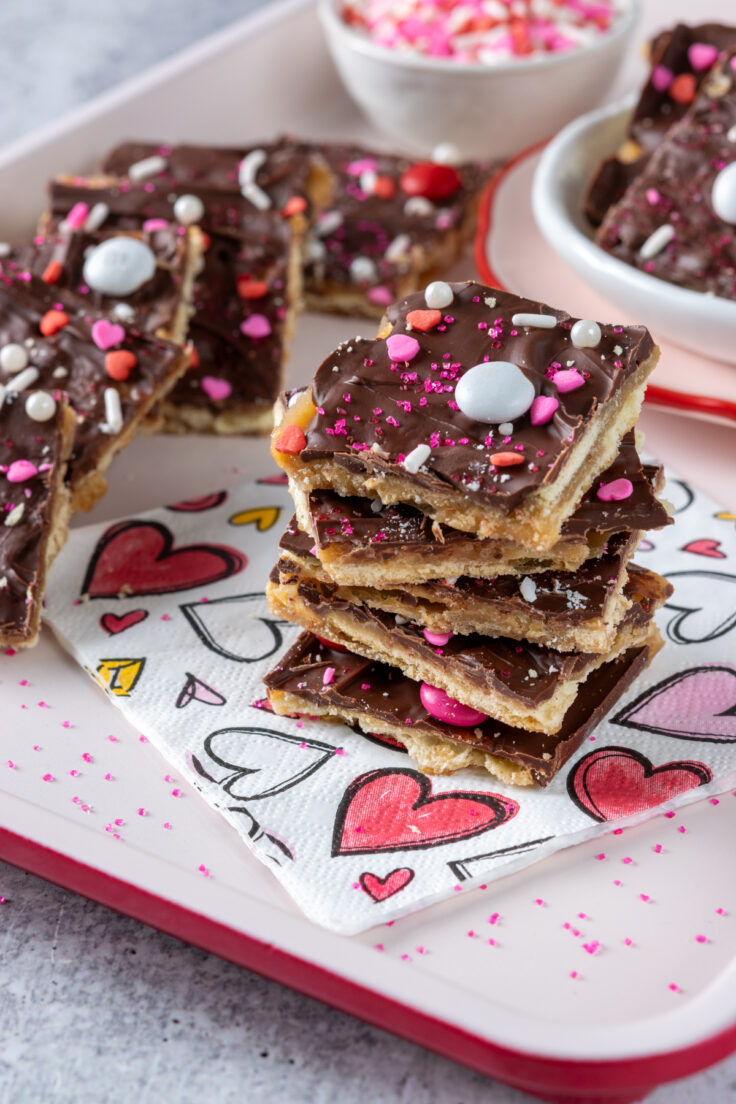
320,0,638,159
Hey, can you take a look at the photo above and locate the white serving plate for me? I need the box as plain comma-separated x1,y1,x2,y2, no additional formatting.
532,96,736,366
1,3,736,1102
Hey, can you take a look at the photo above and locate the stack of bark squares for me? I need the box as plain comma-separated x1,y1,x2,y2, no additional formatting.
585,22,736,298
264,280,674,788
0,138,491,651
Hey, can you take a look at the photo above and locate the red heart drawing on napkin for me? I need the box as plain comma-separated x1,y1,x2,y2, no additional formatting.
167,491,228,513
682,539,726,559
332,768,518,855
359,868,415,902
613,666,736,742
82,520,246,598
567,746,712,822
99,609,148,636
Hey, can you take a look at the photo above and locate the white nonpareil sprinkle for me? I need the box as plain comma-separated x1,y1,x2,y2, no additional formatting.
0,576,7,589
497,421,513,436
25,391,56,422
638,224,675,260
359,169,377,195
113,302,136,322
484,295,497,308
424,280,453,309
104,388,124,434
5,503,25,527
0,242,11,258
404,196,434,217
402,443,431,474
84,202,110,232
511,312,556,329
385,233,411,263
431,141,461,166
238,149,272,211
519,576,537,603
52,367,69,378
128,155,167,181
6,367,39,393
173,194,205,225
0,343,29,373
317,210,343,237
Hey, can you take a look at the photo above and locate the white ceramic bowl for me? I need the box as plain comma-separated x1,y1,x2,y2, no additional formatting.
318,0,639,161
532,96,736,365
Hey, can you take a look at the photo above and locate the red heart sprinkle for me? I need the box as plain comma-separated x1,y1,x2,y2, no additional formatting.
39,309,69,336
41,260,63,285
273,423,307,455
490,451,525,467
283,195,307,217
236,276,269,300
406,309,442,332
105,350,137,381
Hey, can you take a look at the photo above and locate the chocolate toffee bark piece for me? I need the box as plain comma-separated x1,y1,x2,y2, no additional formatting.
0,390,76,648
272,282,658,551
12,223,202,346
289,431,670,586
264,629,663,787
267,567,669,735
275,527,655,653
303,142,493,318
48,169,305,436
0,266,188,510
585,22,736,226
596,48,736,297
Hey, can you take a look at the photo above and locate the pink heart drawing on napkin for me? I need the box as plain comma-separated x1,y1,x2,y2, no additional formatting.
332,768,518,856
568,746,712,822
82,520,246,598
99,609,148,635
359,868,415,902
175,672,226,708
613,666,736,742
681,538,726,559
167,491,228,513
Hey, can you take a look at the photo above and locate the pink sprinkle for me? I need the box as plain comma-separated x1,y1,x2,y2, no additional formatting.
653,844,663,853
552,368,585,393
534,898,545,906
82,753,93,763
665,811,675,819
198,864,211,878
335,747,346,756
595,853,606,861
669,983,680,993
139,735,148,743
137,808,147,817
530,395,559,425
114,818,124,826
386,334,420,362
107,735,119,743
678,826,687,834
400,954,410,961
614,880,622,886
104,773,113,781
710,798,720,805
42,773,54,782
622,857,633,865
6,761,15,769
65,201,89,228
161,613,171,622
716,908,726,916
488,912,500,925
6,460,38,482
640,894,650,902
570,971,578,979
201,376,232,401
322,666,335,686
163,822,172,830
597,478,633,502
37,701,49,709
61,721,72,728
467,930,475,938
240,314,272,339
69,769,80,777
582,940,600,955
695,934,707,943
487,938,496,947
171,788,182,797
624,937,633,946
375,943,385,951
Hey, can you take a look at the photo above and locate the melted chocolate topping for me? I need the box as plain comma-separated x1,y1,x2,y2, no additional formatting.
294,431,669,558
264,634,653,785
0,265,182,487
596,47,736,297
274,565,666,708
301,281,654,514
0,391,69,641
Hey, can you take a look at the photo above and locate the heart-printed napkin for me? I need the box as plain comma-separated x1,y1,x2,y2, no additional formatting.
44,471,736,935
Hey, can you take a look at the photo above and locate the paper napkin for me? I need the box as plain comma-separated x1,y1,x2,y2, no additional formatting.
44,471,736,934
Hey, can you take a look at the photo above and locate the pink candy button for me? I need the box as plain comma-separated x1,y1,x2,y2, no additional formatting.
6,459,38,483
240,313,272,339
597,477,633,502
530,395,559,425
422,628,453,646
200,376,232,401
551,368,585,393
419,682,488,727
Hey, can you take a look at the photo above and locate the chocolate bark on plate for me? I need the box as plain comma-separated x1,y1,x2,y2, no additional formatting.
0,265,188,510
303,141,493,318
13,222,203,347
267,566,669,735
272,281,658,551
585,22,736,226
264,629,663,787
284,430,670,586
274,524,652,653
49,145,315,434
0,389,76,648
596,47,736,297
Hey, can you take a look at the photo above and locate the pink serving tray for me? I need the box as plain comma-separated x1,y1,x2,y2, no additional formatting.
1,2,735,1102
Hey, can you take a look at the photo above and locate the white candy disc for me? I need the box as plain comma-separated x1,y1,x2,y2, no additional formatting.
712,162,736,223
570,319,602,349
173,194,205,225
25,391,56,422
82,236,156,297
0,343,29,373
455,361,535,424
349,257,377,285
432,142,461,166
424,281,453,309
